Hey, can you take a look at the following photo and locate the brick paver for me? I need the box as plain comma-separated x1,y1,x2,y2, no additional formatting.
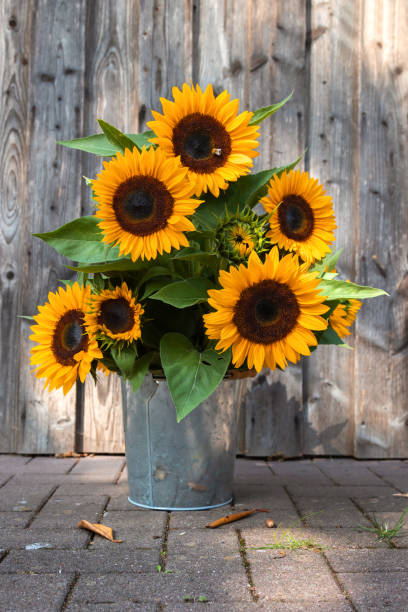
0,455,407,610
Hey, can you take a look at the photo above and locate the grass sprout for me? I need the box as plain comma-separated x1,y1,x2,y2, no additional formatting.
357,506,408,544
249,511,324,552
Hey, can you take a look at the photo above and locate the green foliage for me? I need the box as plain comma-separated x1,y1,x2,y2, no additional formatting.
356,506,408,544
149,278,215,308
193,155,303,230
98,119,141,155
316,326,352,350
249,91,294,125
128,352,154,393
318,278,388,301
33,216,121,264
160,333,231,421
310,249,343,276
57,130,154,156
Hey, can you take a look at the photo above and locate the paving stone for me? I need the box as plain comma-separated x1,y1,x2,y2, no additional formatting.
233,482,294,507
167,527,239,556
337,572,408,611
325,548,408,572
55,481,128,498
316,461,386,486
0,455,32,472
19,456,78,474
91,510,166,549
286,485,398,498
162,604,268,611
0,511,33,529
268,461,332,485
70,571,253,605
106,492,147,511
352,493,408,512
0,482,56,512
0,549,158,574
66,604,157,611
0,574,73,611
233,459,275,484
293,496,370,528
242,526,389,550
30,495,108,529
0,474,12,487
69,456,125,483
246,549,347,605
0,527,89,550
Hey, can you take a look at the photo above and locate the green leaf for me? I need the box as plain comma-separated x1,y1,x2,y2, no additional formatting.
249,91,294,125
193,156,303,230
57,130,154,157
98,119,140,155
140,276,172,300
171,248,218,266
18,315,35,321
160,333,231,421
135,266,170,292
68,259,150,274
317,326,353,349
317,279,388,301
111,344,138,378
310,249,343,276
149,278,214,308
128,352,154,393
33,216,121,263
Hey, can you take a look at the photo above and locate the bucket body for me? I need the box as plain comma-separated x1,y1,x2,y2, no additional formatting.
121,374,246,510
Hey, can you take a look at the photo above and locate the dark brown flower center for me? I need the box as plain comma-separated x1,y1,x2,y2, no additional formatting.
233,280,300,344
52,309,88,365
278,194,314,241
98,298,134,334
172,113,231,174
113,176,174,236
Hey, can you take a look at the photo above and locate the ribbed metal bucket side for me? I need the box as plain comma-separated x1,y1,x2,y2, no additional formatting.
121,374,246,511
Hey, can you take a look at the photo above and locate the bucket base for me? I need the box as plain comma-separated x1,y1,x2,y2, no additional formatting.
127,496,233,511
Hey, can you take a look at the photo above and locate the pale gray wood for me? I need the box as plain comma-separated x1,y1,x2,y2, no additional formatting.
81,0,139,453
17,0,87,452
304,0,362,456
0,1,32,451
354,0,408,457
242,0,307,457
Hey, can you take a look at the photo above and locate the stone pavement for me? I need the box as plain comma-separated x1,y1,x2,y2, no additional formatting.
0,455,408,611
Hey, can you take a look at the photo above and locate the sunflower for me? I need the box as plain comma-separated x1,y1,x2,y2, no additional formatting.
85,282,144,343
147,83,259,197
30,283,102,395
91,146,201,261
203,248,329,372
229,224,255,258
261,170,337,263
329,299,362,338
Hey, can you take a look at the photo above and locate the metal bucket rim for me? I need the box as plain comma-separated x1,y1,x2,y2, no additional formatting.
127,496,233,511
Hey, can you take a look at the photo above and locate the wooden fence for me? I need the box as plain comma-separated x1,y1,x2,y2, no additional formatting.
1,0,407,457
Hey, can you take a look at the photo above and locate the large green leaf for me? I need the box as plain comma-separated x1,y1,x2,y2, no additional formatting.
317,326,352,349
193,156,303,229
317,279,388,301
98,119,141,154
249,91,294,125
149,278,214,308
171,247,218,266
57,130,154,157
111,344,138,378
160,333,231,421
33,216,120,263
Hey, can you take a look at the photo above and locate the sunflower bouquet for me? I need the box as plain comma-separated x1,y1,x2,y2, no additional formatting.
30,84,386,421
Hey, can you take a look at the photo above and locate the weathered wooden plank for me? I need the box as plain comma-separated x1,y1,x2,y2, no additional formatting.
81,0,140,453
354,0,408,457
304,0,362,456
242,0,307,457
0,2,32,451
16,0,86,453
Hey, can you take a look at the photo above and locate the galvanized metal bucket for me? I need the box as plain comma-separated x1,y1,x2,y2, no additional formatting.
121,373,247,510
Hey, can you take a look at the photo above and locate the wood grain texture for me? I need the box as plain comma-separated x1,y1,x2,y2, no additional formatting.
17,0,86,453
304,0,362,456
0,1,31,451
242,0,307,457
81,0,139,453
354,0,408,457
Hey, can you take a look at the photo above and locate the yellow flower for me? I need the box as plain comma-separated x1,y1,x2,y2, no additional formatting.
91,146,201,261
203,248,329,372
30,283,102,395
85,282,144,343
147,83,259,197
261,170,337,263
329,299,362,338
